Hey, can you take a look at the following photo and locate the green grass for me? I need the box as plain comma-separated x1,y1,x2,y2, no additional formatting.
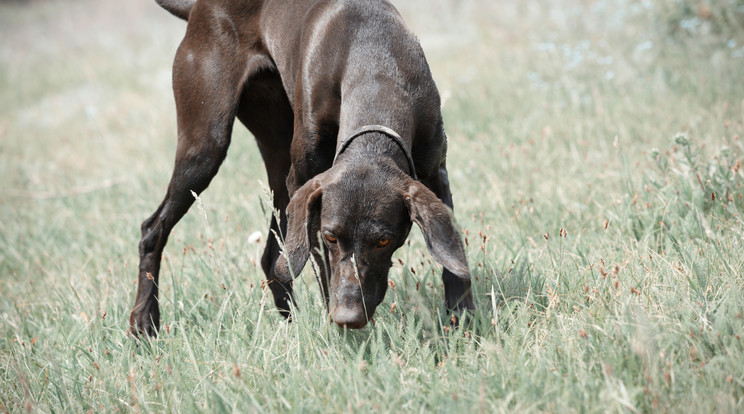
2,0,744,411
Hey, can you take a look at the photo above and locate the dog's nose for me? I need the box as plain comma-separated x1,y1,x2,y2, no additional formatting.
332,305,368,329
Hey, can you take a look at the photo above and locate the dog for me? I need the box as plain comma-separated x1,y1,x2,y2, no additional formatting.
129,0,474,336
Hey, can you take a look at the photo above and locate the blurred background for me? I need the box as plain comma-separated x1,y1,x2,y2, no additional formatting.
4,0,742,281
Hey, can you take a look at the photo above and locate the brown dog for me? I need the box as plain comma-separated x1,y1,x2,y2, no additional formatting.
130,0,473,336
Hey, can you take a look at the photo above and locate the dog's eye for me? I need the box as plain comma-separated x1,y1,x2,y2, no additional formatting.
324,233,337,244
376,238,391,248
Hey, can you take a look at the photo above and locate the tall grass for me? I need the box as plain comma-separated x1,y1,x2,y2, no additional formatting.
1,0,743,411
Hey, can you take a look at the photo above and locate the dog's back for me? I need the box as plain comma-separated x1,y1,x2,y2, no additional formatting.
258,0,444,175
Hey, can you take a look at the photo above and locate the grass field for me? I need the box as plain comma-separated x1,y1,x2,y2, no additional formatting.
2,0,744,411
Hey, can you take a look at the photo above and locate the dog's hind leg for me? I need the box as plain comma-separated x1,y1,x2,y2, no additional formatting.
129,36,251,337
236,68,297,319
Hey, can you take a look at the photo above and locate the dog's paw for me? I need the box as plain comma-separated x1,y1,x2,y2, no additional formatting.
446,297,475,328
129,304,160,338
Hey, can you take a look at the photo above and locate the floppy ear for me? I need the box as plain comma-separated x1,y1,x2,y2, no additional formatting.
273,178,324,283
403,181,470,279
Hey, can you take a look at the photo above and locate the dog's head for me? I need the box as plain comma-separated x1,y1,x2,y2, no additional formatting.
273,163,469,328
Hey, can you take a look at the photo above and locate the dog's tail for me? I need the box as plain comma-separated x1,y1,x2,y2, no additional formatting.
156,0,196,21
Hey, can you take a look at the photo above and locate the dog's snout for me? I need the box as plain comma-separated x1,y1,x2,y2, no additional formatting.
332,305,368,329
330,264,372,328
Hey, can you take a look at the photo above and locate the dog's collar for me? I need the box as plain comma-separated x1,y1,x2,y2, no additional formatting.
333,124,417,180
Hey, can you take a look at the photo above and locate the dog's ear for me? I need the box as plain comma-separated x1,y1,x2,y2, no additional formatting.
273,178,324,283
403,181,470,279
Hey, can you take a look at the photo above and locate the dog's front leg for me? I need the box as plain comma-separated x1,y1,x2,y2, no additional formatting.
426,164,475,317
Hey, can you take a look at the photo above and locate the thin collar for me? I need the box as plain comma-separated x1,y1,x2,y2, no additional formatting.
333,124,418,180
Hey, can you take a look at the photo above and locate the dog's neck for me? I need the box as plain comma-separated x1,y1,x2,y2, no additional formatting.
333,131,415,179
334,125,417,180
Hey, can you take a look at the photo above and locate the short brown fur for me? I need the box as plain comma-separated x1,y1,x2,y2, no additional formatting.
130,0,473,335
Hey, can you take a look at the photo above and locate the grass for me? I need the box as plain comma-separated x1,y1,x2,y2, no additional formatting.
1,0,744,411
